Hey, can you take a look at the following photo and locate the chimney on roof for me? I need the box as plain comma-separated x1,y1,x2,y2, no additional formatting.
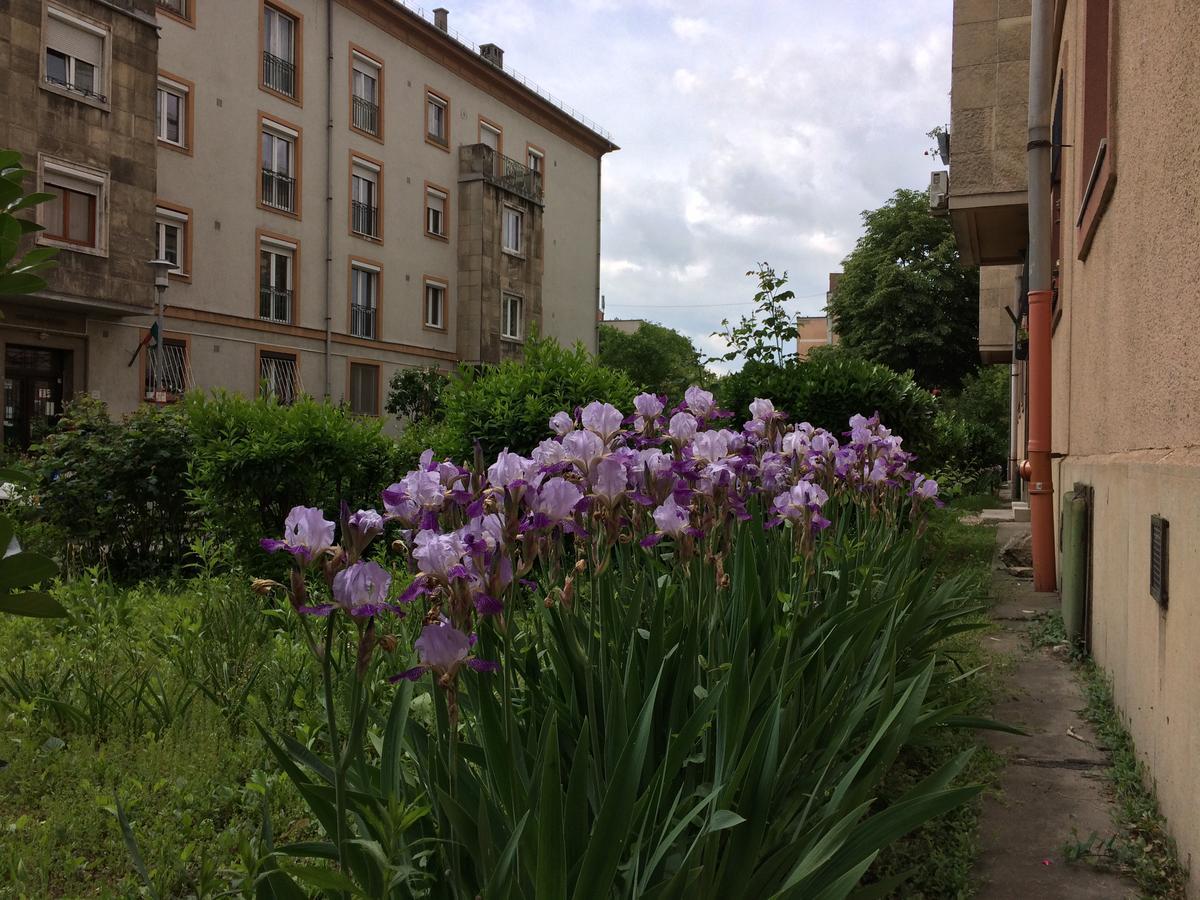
479,43,504,69
433,8,448,31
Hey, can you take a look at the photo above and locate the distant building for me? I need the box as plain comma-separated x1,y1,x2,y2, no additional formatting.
601,318,646,336
796,273,839,359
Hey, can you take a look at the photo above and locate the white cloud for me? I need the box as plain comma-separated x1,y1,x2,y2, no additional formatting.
670,15,715,41
672,67,701,94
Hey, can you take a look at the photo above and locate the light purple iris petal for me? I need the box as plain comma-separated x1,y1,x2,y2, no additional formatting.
413,530,467,579
633,393,664,418
414,620,472,675
488,450,535,489
652,494,691,536
533,477,585,524
581,401,624,440
749,398,775,420
333,560,393,615
562,429,605,467
684,386,715,417
281,506,335,560
549,411,575,435
668,412,698,442
592,455,628,503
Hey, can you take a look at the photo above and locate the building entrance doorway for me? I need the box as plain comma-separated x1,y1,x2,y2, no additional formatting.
4,346,68,449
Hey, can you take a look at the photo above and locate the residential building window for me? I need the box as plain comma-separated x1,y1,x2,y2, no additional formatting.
349,363,380,416
480,120,502,175
502,206,523,255
351,52,380,137
527,146,543,177
156,0,190,20
40,160,106,252
260,350,300,404
350,159,379,238
425,186,447,238
263,3,298,99
1076,0,1114,253
261,122,297,213
144,337,190,402
501,293,523,341
156,76,189,148
350,264,378,339
259,239,294,323
424,281,445,330
155,205,189,275
44,7,107,103
426,91,448,146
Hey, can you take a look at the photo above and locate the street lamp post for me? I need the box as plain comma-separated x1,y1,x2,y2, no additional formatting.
146,259,173,402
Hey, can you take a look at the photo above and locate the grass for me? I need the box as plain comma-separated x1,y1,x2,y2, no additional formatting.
866,495,1007,898
0,575,320,897
1029,612,1189,898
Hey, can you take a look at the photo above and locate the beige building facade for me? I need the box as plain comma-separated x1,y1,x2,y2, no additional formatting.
949,1,1200,887
1,0,615,442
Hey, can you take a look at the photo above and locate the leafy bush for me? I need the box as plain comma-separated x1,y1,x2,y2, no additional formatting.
433,335,638,460
718,348,940,461
385,366,448,423
598,321,709,401
185,392,400,562
941,364,1010,469
27,394,193,578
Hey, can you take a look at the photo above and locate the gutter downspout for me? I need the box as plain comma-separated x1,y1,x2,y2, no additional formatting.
1026,0,1056,591
323,0,334,400
1010,272,1022,502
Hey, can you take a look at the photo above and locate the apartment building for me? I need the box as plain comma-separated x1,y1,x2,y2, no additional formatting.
946,1,1200,887
0,0,616,443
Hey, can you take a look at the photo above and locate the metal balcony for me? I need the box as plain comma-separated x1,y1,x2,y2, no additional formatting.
352,95,379,135
261,168,296,212
459,144,543,205
263,52,296,98
351,201,378,238
259,287,292,323
350,304,377,339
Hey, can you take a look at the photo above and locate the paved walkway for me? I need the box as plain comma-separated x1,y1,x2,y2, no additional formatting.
972,520,1138,899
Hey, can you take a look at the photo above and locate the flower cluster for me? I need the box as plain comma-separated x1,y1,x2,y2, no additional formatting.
257,390,938,689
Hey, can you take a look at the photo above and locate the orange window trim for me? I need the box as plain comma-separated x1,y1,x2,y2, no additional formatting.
156,0,195,27
258,110,304,220
347,256,384,340
424,85,451,151
156,198,194,281
348,151,385,243
423,180,451,241
259,0,305,107
526,141,546,188
422,273,449,333
138,329,192,404
1075,0,1117,260
346,357,383,416
478,115,504,158
254,343,301,400
255,227,301,324
157,69,195,155
348,43,384,142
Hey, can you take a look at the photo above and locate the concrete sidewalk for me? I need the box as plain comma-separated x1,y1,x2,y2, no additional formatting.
972,520,1137,899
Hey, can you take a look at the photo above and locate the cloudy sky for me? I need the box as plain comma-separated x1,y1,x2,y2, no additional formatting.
442,0,952,367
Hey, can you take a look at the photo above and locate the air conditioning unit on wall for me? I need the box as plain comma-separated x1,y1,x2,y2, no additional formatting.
928,171,949,214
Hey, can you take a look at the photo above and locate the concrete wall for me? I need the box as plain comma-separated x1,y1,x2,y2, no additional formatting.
1050,2,1200,888
795,316,836,359
978,264,1020,363
950,0,1031,198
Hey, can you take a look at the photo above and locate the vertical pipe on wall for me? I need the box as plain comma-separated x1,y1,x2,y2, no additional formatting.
1010,271,1022,502
323,0,334,400
1026,0,1056,591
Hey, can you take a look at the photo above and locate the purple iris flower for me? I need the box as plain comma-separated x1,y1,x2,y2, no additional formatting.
684,386,715,417
261,506,335,562
912,475,939,499
549,411,575,436
634,393,665,418
591,455,628,503
332,560,395,616
581,401,624,440
488,450,535,489
669,412,698,442
562,429,605,468
390,618,498,683
413,529,467,579
532,477,584,525
652,494,691,536
749,398,776,420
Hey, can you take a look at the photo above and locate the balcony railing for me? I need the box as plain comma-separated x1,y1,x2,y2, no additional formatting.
263,51,296,98
352,95,379,135
44,74,107,104
350,304,376,339
259,287,292,323
261,168,295,212
459,144,543,204
351,201,378,237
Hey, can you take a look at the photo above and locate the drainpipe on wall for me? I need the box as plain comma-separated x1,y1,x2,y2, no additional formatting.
322,0,334,400
1025,0,1056,592
1009,270,1022,502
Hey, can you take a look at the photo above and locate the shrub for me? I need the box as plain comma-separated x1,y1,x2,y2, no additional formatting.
941,364,1010,468
385,366,448,423
717,348,940,461
185,392,400,562
433,335,638,460
598,321,709,401
27,394,193,578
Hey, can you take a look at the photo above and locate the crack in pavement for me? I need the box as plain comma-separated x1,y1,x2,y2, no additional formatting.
1010,756,1106,771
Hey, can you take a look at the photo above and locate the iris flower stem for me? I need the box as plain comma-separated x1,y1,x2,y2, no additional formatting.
321,615,348,887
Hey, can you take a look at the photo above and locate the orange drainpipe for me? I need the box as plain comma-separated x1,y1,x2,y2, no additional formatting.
1026,289,1056,591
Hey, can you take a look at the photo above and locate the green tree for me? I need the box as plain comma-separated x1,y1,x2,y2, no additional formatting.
1,150,57,296
385,366,448,423
710,263,798,367
598,321,708,400
828,188,979,390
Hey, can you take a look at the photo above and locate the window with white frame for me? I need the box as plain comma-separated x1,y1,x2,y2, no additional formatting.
260,350,300,404
424,281,445,329
262,4,297,98
350,264,378,339
426,92,447,144
261,122,297,212
156,76,188,147
425,186,447,238
155,206,188,274
350,160,379,238
527,147,543,176
502,206,523,255
40,159,106,252
351,53,380,136
156,0,189,20
44,6,108,102
259,238,295,323
502,293,523,341
349,363,379,416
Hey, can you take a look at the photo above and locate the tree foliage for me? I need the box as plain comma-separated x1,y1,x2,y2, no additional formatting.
598,321,708,401
828,189,979,390
710,264,798,367
0,149,57,296
385,366,448,423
